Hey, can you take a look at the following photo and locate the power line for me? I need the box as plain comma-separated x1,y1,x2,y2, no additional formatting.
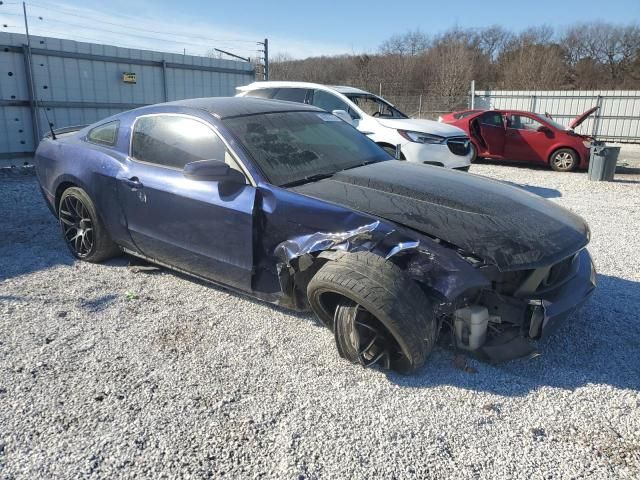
2,12,257,55
28,15,255,52
26,1,258,44
3,2,266,71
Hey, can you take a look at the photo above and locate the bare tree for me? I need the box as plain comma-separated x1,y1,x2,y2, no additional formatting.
266,21,640,100
380,30,429,56
564,22,640,86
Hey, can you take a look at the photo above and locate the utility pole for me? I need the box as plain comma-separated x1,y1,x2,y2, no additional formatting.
257,38,268,80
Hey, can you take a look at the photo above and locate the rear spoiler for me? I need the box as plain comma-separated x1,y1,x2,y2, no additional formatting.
44,124,89,139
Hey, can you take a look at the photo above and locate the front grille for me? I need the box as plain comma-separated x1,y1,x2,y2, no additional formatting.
492,252,581,298
446,137,471,156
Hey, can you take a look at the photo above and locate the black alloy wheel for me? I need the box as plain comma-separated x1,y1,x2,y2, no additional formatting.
59,193,95,258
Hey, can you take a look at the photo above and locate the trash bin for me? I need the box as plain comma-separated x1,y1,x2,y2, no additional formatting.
588,145,620,181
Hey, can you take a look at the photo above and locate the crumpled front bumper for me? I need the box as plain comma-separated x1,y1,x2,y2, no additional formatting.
526,248,597,339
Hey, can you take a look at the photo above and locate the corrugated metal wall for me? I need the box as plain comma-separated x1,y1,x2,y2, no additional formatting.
474,90,640,143
0,32,255,159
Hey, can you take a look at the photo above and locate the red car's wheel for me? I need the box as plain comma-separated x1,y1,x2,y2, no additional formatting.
550,148,578,172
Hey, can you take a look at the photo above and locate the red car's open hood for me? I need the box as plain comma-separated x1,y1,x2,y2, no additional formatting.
569,106,598,129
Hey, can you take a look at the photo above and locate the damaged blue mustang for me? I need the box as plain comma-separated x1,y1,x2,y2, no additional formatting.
35,97,596,373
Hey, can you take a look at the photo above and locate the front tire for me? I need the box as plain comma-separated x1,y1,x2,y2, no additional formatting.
307,252,438,373
550,148,578,172
58,187,120,262
469,142,478,162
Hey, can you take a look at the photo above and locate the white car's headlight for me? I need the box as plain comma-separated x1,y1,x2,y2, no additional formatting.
398,130,445,144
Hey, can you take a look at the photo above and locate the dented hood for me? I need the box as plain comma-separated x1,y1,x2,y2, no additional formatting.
290,162,589,271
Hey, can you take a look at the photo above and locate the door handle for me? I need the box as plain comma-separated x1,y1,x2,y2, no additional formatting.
123,177,143,189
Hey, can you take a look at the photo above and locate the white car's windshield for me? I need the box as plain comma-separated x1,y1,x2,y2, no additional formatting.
346,94,408,119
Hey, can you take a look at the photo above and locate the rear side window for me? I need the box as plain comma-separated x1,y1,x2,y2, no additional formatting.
244,88,277,99
131,115,227,169
272,88,309,103
87,121,119,146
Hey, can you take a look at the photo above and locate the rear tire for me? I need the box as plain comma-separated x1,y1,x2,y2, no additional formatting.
549,148,578,172
58,187,120,263
307,252,438,373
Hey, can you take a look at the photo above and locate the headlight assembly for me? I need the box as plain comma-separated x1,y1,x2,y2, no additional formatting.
398,130,445,144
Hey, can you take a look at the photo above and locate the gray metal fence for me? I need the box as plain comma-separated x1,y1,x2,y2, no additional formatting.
473,90,640,144
0,32,256,159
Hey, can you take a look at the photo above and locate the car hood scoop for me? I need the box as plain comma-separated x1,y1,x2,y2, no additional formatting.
290,162,589,270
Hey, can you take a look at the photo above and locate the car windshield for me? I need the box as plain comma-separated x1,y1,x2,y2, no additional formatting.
533,113,566,131
346,94,408,119
223,111,392,187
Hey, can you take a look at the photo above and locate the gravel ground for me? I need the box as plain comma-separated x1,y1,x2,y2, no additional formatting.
1,164,639,479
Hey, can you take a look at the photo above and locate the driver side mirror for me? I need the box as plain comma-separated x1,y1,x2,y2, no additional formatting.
183,159,246,185
537,125,552,134
332,109,353,125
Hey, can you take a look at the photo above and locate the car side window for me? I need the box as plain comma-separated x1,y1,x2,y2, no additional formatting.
272,88,309,103
479,112,503,127
508,114,544,131
311,90,358,119
87,121,119,146
244,88,277,99
131,115,227,170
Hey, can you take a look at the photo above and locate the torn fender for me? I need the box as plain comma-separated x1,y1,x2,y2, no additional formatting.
273,221,491,305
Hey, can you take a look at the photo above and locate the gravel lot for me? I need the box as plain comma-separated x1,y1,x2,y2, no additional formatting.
1,163,639,479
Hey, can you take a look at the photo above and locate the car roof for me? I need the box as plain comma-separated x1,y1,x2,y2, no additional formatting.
330,85,370,95
152,96,323,119
237,81,372,96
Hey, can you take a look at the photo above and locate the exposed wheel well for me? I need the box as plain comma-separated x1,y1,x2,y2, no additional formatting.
54,182,77,213
377,142,406,160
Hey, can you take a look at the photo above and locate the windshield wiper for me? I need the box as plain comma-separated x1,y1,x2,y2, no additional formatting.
340,160,378,172
280,172,336,188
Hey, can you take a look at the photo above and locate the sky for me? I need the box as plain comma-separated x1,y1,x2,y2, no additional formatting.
0,0,639,59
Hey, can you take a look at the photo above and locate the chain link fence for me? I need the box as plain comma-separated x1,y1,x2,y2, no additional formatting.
381,94,470,120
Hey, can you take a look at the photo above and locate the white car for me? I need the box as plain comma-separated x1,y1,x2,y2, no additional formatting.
236,81,473,170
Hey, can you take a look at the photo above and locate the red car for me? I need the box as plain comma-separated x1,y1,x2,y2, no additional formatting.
440,107,598,171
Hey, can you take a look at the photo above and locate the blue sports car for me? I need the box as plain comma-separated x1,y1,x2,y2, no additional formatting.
35,97,596,372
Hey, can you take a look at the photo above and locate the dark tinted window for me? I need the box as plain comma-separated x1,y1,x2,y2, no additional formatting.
244,88,277,99
479,112,503,127
454,110,482,119
131,115,226,169
223,111,390,187
272,88,309,103
87,121,119,146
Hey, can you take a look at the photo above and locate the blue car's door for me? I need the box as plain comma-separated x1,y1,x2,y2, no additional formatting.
117,114,256,291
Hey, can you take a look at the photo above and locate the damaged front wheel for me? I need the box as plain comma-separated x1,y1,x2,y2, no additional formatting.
307,252,438,373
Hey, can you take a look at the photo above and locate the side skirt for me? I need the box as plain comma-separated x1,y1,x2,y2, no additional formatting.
120,247,290,308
